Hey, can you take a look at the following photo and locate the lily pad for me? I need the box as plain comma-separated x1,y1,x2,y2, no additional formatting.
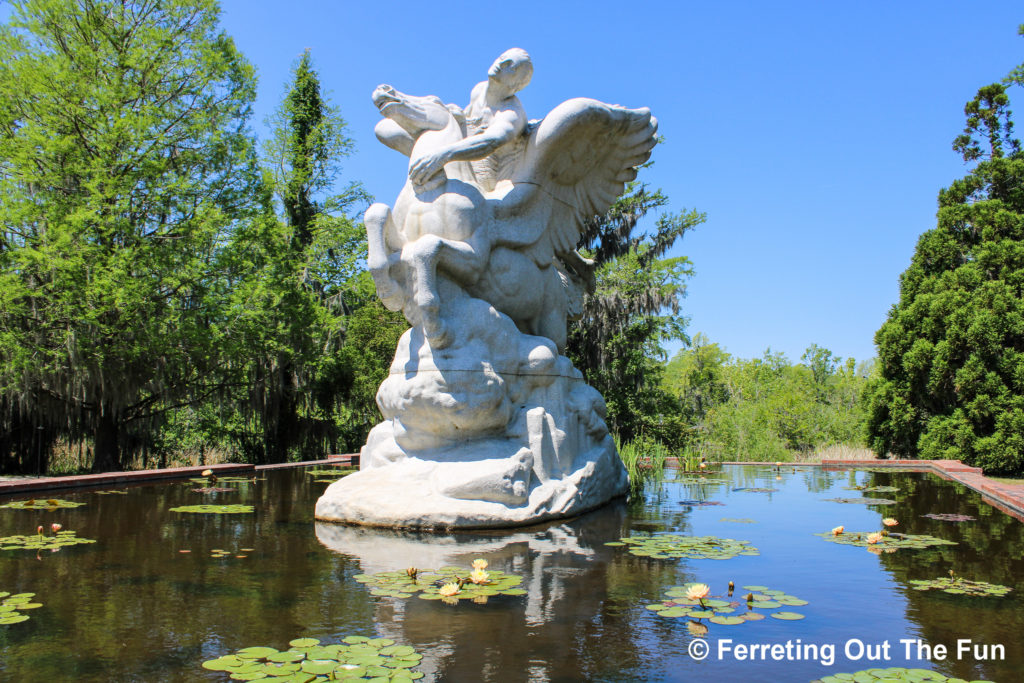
192,487,236,493
678,500,726,507
731,487,778,493
0,530,96,551
770,611,805,620
823,497,897,505
93,490,127,495
169,504,254,514
816,530,957,551
844,485,900,493
812,668,991,682
922,513,976,522
354,561,526,603
609,534,759,560
0,591,41,625
304,468,358,477
907,577,1011,597
202,637,427,681
708,615,745,625
647,582,810,629
719,518,757,523
1,498,84,509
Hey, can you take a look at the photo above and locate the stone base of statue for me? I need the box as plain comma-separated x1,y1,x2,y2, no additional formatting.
314,293,627,530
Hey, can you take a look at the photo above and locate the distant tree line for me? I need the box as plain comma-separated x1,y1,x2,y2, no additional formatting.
662,337,872,461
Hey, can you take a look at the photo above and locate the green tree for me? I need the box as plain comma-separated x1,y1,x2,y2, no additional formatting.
866,63,1024,472
208,49,383,464
566,183,704,443
0,0,260,472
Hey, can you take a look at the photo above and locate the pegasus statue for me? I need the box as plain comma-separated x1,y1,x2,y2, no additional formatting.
315,50,658,529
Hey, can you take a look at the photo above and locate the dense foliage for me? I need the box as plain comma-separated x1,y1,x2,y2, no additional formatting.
0,2,401,472
566,182,703,443
664,339,871,461
865,47,1024,473
0,0,262,472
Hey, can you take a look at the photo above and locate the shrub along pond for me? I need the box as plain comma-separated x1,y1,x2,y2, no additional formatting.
0,464,1018,681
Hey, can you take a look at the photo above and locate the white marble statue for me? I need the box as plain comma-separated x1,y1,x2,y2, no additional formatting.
315,49,657,529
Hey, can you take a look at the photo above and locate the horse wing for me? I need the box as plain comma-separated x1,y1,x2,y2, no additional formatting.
511,98,658,258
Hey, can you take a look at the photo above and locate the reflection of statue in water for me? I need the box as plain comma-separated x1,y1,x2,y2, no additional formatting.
315,49,658,529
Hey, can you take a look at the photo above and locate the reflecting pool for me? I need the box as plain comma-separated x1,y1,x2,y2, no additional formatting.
0,465,1020,681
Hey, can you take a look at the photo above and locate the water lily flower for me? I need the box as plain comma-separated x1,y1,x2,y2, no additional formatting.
36,525,43,537
699,462,707,469
438,582,460,597
469,569,490,585
866,532,883,545
201,469,213,476
406,567,418,580
471,558,488,571
831,526,844,536
685,583,710,607
882,518,898,527
51,523,62,533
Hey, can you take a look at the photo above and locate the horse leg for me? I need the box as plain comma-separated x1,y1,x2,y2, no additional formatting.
402,236,487,348
365,203,404,311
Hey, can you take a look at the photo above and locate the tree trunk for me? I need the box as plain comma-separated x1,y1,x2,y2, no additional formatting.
91,410,121,473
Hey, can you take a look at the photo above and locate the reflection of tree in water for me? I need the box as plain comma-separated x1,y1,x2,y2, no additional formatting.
864,471,1024,682
316,497,705,682
0,469,378,680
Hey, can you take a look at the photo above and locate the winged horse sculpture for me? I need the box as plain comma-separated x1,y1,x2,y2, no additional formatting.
365,84,658,351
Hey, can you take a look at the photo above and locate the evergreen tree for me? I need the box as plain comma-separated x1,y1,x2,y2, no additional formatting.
0,0,260,472
225,49,387,463
865,72,1024,473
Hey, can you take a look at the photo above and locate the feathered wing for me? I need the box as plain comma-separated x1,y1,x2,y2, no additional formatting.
511,98,658,259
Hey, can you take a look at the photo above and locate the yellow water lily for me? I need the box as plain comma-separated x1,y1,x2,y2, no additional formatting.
438,582,460,597
882,518,898,527
866,532,883,545
831,526,844,536
469,569,490,585
685,583,710,601
471,558,488,571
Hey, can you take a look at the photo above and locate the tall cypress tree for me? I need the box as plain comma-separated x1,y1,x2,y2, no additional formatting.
866,76,1024,473
244,50,366,463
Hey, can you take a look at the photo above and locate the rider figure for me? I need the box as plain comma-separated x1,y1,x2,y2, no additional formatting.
405,48,532,193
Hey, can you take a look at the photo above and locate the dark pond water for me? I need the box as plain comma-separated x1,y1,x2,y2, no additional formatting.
0,465,1020,682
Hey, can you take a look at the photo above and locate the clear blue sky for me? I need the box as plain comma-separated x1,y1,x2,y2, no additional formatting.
218,0,1023,365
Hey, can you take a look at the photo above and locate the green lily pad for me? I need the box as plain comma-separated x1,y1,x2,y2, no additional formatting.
610,534,759,560
202,636,427,681
647,583,810,628
355,560,525,605
906,577,1011,597
0,530,96,552
770,611,805,620
811,668,991,682
844,485,900,493
304,468,358,477
93,490,127,495
1,498,85,509
816,530,957,551
823,497,898,505
170,504,254,514
709,616,745,625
